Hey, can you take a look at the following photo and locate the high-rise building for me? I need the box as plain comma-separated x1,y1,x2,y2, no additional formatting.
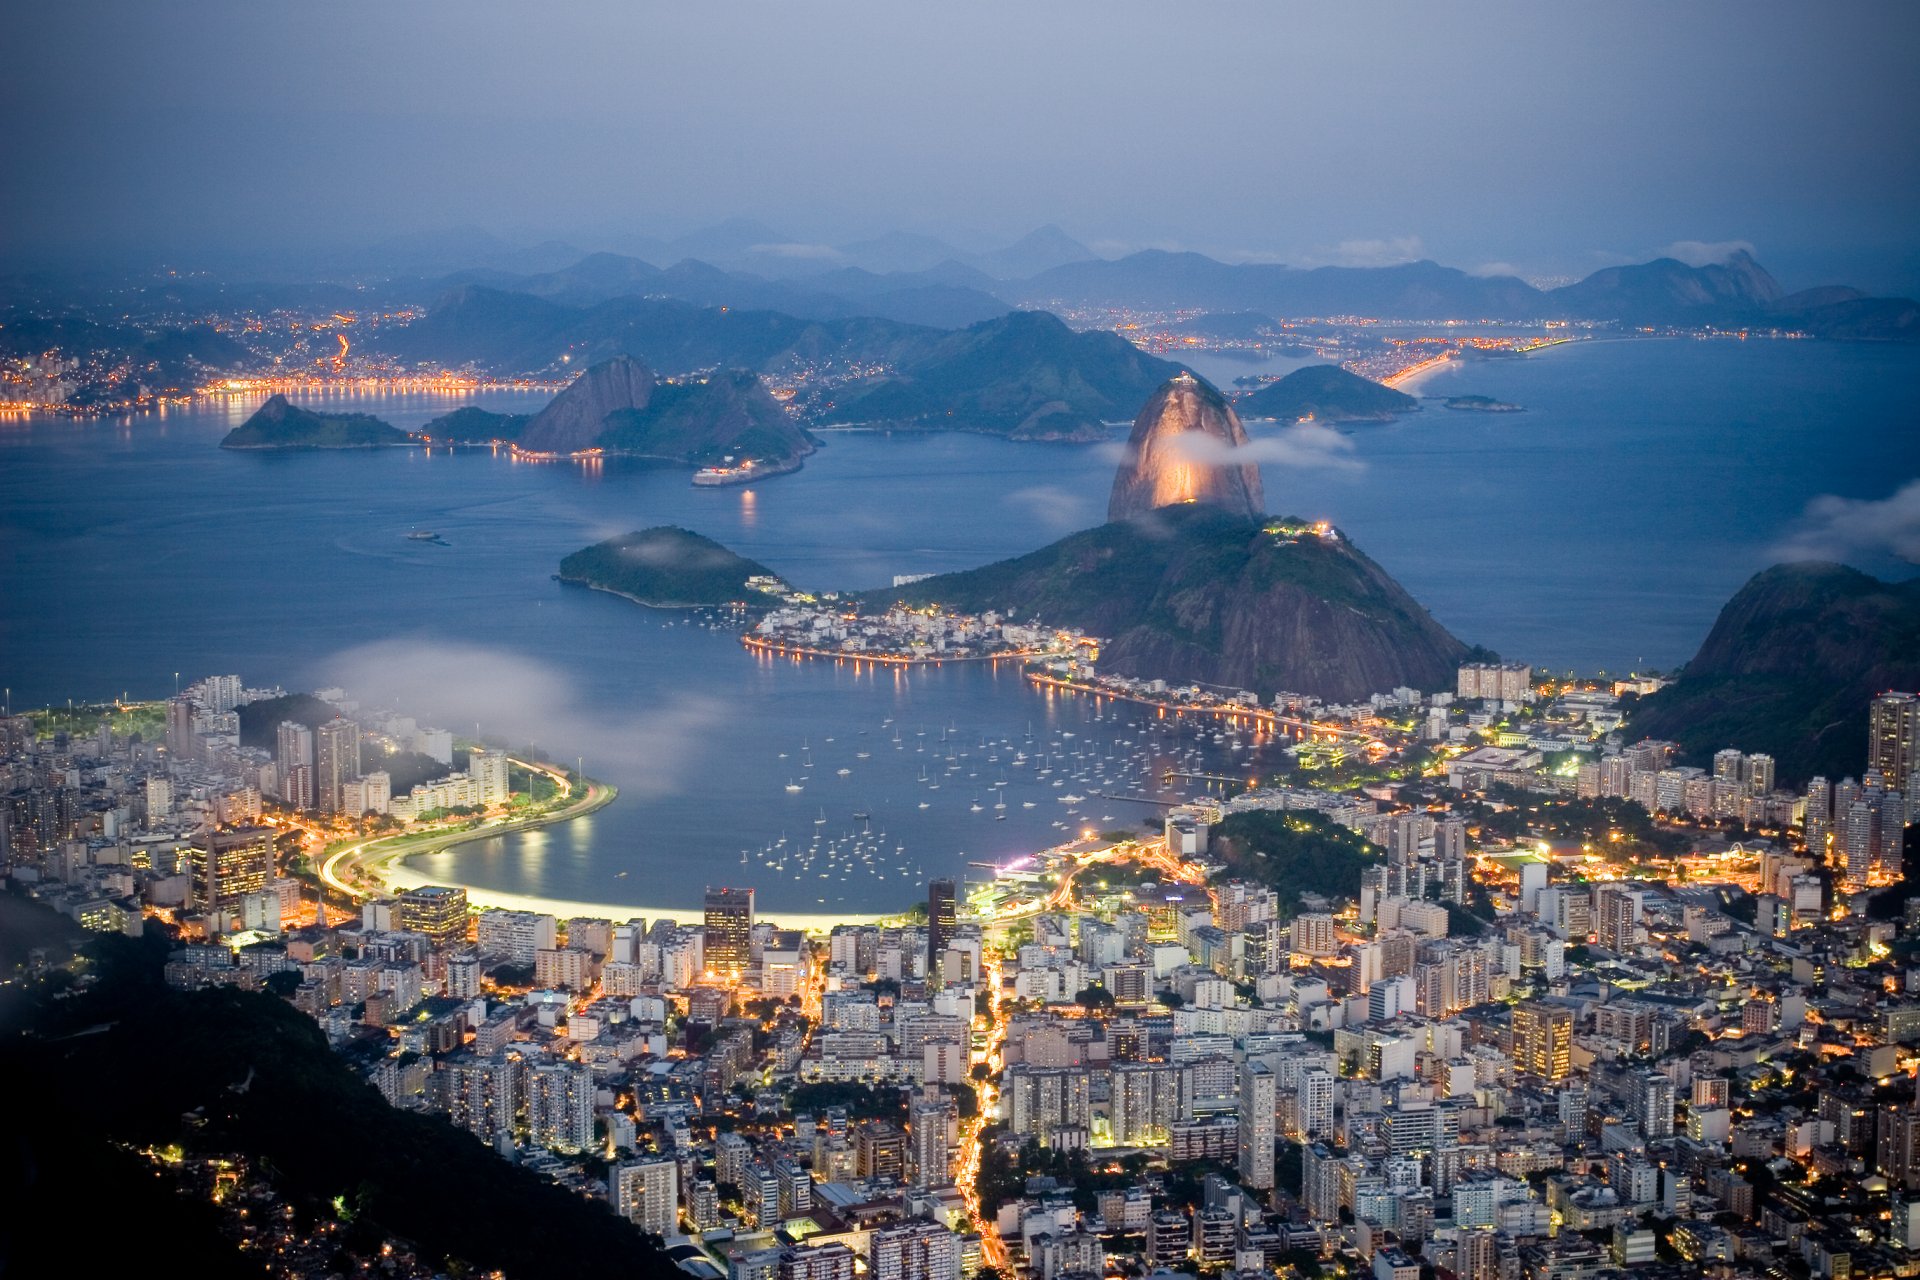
1238,1060,1276,1189
469,746,511,805
908,1089,956,1188
704,886,755,976
1296,1067,1335,1140
927,878,956,975
869,1220,959,1280
1638,1070,1677,1139
1872,693,1920,785
314,718,360,815
1512,1001,1573,1081
192,826,274,914
529,1062,595,1154
612,1156,679,1235
395,885,469,946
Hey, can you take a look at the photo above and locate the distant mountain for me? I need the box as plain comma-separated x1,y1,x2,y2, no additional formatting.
431,251,1009,330
377,285,939,376
817,310,1180,436
1009,246,1920,337
1018,251,1548,319
516,355,813,466
559,526,776,607
1235,365,1418,422
836,230,972,275
862,504,1467,702
219,395,413,449
0,310,252,406
1108,373,1263,522
974,225,1098,280
1629,562,1920,784
419,405,531,443
1547,249,1783,324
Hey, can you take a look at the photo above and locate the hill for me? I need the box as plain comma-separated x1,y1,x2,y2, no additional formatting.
861,504,1467,701
1235,364,1418,422
419,405,531,442
515,356,813,466
1548,249,1783,325
1210,809,1385,908
1629,562,1920,784
818,310,1180,435
559,526,778,607
1,921,678,1280
218,395,414,449
599,370,815,466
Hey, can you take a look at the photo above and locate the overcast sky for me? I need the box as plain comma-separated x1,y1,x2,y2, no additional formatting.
7,1,1918,291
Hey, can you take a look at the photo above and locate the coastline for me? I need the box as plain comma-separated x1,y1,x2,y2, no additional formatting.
557,576,763,612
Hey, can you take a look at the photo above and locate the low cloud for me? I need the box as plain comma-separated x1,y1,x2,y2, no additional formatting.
1660,239,1756,267
1307,236,1424,269
1468,261,1525,279
1005,484,1095,534
1772,481,1920,565
1163,423,1363,472
749,241,844,261
315,638,727,799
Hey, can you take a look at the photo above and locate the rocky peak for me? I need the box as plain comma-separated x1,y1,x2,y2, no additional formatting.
518,354,656,453
1107,372,1264,522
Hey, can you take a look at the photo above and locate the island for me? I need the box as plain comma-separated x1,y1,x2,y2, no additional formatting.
557,526,783,607
1442,394,1525,412
418,405,532,442
1232,363,1418,423
218,394,415,449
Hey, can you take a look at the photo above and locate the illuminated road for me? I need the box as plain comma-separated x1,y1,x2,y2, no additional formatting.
956,947,1010,1270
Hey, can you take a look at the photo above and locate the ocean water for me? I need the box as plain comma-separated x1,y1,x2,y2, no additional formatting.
3,337,1916,915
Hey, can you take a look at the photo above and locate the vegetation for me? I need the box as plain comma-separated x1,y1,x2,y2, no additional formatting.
597,370,809,464
862,503,1465,702
1211,809,1384,907
419,405,530,442
219,395,413,449
558,526,776,607
25,699,165,742
0,909,679,1280
1629,562,1920,784
787,1082,907,1121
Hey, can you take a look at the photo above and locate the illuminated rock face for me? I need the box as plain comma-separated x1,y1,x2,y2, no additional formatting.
1107,372,1265,523
518,354,656,454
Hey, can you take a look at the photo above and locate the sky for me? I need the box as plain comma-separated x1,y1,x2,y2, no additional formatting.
6,1,1919,292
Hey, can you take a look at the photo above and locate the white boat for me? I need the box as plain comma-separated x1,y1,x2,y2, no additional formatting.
837,767,852,776
785,780,803,793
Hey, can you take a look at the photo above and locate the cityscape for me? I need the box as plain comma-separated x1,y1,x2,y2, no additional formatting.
5,5,1920,1280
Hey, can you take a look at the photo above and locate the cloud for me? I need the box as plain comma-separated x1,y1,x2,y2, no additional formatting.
1308,236,1424,269
1005,484,1095,534
314,638,728,799
1772,480,1920,565
1660,239,1756,267
1162,423,1363,472
1468,261,1524,279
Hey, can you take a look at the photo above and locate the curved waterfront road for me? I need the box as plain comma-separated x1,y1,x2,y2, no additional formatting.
318,758,614,902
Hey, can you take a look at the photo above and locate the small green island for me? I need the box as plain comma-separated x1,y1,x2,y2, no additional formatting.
1233,364,1418,423
557,526,782,607
418,405,532,442
218,395,415,449
1442,394,1526,412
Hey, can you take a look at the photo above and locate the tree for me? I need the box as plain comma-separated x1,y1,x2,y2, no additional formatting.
1074,985,1114,1012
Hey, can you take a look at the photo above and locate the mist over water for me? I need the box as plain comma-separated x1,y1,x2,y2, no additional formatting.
4,338,1918,913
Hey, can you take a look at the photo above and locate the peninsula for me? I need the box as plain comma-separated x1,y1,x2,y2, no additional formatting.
1233,363,1419,423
